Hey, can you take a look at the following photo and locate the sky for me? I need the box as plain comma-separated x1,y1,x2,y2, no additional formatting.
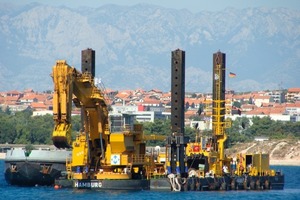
5,0,300,12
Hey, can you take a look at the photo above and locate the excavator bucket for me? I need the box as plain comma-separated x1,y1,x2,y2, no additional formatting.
52,123,72,149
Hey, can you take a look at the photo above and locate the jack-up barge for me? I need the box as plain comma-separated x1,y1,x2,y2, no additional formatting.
53,49,284,191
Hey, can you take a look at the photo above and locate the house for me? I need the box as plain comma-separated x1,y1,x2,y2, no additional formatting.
6,90,23,97
19,94,38,105
231,93,253,104
148,89,163,98
30,102,48,111
185,97,202,110
3,96,20,106
285,102,300,115
185,110,197,118
286,88,300,102
141,97,161,107
253,95,271,107
241,104,256,112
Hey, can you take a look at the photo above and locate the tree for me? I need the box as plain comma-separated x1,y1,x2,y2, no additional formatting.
4,107,11,115
197,104,204,115
232,101,241,108
185,126,198,141
226,116,252,146
0,109,299,146
191,93,197,98
142,119,171,146
185,102,190,110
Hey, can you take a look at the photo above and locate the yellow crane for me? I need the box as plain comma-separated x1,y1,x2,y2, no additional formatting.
51,51,151,189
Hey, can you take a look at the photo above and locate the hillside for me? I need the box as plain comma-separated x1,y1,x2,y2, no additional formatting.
0,3,300,92
225,139,300,166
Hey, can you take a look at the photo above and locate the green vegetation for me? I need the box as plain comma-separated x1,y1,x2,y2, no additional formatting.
143,116,300,147
0,108,81,145
0,108,299,146
225,116,300,146
142,119,196,146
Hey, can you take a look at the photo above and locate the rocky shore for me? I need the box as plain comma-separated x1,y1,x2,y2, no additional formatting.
270,159,300,166
225,139,300,166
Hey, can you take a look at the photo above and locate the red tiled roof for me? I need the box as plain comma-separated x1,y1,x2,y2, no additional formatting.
232,93,253,100
241,104,256,109
244,106,285,115
253,95,270,100
273,103,286,108
6,90,22,95
142,97,161,105
20,94,37,101
270,107,285,114
20,93,50,102
288,88,300,93
185,110,197,118
185,98,202,105
4,96,19,102
115,92,130,99
285,102,300,108
31,102,47,110
245,107,270,115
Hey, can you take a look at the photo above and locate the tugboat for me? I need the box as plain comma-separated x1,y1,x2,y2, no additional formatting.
4,147,71,186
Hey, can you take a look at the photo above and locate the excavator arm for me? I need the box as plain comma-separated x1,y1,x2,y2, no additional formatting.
52,60,74,148
51,51,150,183
51,60,109,151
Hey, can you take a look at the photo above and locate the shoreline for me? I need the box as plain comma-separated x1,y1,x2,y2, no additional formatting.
270,159,300,166
1,152,299,166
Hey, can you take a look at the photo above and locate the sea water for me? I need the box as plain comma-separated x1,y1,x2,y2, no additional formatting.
1,161,299,200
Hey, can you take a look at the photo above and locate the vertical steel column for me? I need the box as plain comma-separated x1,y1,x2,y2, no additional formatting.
168,49,187,175
171,49,185,137
80,48,96,131
81,48,95,77
212,51,226,138
212,51,227,173
81,49,96,167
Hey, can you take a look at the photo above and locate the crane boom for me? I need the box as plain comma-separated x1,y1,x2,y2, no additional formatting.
51,60,109,152
51,51,153,188
52,60,74,148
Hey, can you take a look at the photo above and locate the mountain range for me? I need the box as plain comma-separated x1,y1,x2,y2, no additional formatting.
0,3,299,93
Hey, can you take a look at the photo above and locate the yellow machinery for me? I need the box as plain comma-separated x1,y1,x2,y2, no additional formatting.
167,50,283,191
143,135,168,178
51,49,284,190
185,51,276,181
185,51,232,177
51,59,149,183
235,153,276,177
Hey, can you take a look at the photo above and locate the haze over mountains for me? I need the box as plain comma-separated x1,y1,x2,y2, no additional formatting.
0,3,299,93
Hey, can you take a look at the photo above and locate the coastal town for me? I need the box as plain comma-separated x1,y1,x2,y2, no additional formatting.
1,87,300,125
1,87,300,167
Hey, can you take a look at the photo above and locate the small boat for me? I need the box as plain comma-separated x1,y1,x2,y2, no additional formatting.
4,147,71,186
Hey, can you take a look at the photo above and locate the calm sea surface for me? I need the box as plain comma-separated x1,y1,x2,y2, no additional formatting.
1,161,299,200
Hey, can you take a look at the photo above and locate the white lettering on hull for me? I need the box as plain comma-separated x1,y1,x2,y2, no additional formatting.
74,181,103,188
